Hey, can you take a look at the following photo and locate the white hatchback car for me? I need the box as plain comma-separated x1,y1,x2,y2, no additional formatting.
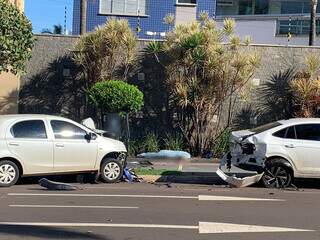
221,118,320,188
0,114,127,187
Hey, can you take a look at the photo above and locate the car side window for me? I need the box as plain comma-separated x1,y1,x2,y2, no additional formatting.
273,128,287,138
50,120,87,140
11,120,47,139
295,124,320,141
286,126,296,139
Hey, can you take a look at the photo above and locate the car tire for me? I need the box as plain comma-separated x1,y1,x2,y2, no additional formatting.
100,159,123,183
0,160,20,187
261,159,293,188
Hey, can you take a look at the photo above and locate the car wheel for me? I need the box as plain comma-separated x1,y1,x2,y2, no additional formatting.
100,159,123,183
0,160,20,187
262,159,293,188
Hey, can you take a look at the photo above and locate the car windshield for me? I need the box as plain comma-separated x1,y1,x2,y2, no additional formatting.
249,121,282,134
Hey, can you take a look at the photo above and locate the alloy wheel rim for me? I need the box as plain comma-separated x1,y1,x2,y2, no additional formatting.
0,164,16,184
264,166,289,188
104,162,121,180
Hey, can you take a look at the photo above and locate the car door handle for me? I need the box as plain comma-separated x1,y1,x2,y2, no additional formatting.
285,144,295,148
55,143,64,148
9,142,19,146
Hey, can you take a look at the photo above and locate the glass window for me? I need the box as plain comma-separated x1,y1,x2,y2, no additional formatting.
255,0,268,14
11,120,47,139
286,126,296,139
273,128,287,138
277,20,320,35
99,0,148,15
239,0,253,15
295,124,320,141
177,0,196,4
50,120,87,140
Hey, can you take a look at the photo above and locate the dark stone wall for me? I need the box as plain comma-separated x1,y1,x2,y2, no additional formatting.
20,34,320,130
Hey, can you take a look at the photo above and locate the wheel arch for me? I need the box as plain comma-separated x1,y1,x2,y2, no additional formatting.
0,157,23,176
100,152,126,167
266,156,295,175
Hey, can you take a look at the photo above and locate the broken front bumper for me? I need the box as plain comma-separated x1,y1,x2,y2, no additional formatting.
216,169,264,188
220,151,265,172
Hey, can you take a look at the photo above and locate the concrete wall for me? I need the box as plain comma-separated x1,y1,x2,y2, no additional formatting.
13,34,320,121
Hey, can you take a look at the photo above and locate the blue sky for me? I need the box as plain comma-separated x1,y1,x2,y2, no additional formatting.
25,0,73,33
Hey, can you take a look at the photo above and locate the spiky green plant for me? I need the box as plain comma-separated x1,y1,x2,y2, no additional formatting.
163,134,184,151
146,18,260,156
74,18,138,86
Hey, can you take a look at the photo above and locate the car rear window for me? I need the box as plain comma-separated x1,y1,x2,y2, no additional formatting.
249,122,282,134
11,120,47,139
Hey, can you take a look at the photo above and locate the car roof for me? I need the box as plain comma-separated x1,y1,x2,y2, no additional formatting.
0,114,69,121
278,118,320,125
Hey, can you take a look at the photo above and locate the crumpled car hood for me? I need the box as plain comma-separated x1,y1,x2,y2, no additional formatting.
230,130,255,142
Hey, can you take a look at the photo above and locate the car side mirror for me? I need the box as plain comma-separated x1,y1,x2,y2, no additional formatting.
85,132,97,141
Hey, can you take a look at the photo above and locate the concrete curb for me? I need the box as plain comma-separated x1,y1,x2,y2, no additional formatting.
138,174,225,185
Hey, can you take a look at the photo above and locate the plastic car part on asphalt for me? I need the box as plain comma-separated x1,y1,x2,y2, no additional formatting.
39,178,81,191
216,169,264,188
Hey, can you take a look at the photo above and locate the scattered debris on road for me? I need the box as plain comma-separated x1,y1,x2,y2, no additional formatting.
216,169,264,188
39,178,81,191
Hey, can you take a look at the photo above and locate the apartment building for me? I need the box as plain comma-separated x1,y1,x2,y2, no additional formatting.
73,0,320,45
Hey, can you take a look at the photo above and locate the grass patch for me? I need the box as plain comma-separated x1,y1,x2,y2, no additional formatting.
134,168,182,176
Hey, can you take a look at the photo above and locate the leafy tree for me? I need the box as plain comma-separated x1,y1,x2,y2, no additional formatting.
53,24,63,34
147,18,260,156
0,0,34,74
74,18,138,87
88,80,144,113
41,24,63,35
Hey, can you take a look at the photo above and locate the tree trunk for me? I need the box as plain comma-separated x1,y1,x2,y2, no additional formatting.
80,0,87,35
309,0,318,46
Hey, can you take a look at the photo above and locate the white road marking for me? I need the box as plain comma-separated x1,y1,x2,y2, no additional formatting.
8,193,197,199
9,205,139,209
198,195,284,201
0,222,312,234
198,222,313,233
8,193,284,201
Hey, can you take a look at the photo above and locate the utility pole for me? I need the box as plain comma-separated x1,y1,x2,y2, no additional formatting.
309,0,318,46
80,0,86,35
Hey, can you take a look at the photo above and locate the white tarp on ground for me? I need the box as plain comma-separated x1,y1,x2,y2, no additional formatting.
216,169,264,188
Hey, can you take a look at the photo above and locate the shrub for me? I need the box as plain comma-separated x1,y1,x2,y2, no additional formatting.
163,133,184,150
88,80,144,113
143,132,159,152
0,0,34,74
128,139,141,157
212,129,230,158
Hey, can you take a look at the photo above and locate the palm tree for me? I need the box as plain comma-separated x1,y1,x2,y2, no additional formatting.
53,24,62,34
309,0,318,46
80,0,86,35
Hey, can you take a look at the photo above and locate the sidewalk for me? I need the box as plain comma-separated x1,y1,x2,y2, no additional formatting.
127,157,251,173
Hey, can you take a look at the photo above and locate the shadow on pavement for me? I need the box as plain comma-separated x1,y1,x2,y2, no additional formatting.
0,224,109,239
16,171,320,190
155,171,320,189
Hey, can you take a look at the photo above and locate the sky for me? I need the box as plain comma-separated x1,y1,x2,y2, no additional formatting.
25,0,73,34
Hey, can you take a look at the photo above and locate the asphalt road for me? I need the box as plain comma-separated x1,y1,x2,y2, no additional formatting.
0,182,320,240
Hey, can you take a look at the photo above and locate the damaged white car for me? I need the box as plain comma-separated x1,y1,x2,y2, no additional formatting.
221,118,320,188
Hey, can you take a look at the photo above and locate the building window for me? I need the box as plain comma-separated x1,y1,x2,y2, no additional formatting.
99,0,148,16
277,19,320,35
216,0,318,16
177,0,196,4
